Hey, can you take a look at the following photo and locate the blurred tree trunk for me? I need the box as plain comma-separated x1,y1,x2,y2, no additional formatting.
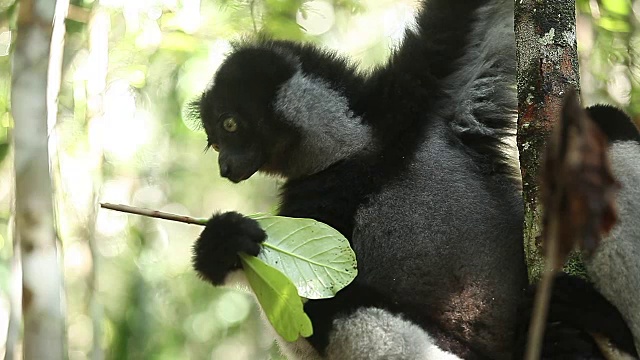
10,0,68,358
86,8,109,360
514,0,581,282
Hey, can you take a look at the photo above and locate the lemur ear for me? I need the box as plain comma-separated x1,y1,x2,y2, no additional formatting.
586,105,640,143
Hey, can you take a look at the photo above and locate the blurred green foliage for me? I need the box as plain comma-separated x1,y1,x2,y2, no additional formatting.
576,0,640,119
1,0,640,359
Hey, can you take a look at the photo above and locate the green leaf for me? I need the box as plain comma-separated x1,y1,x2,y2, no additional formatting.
597,17,632,32
250,214,357,300
601,0,630,16
239,253,313,342
0,142,8,165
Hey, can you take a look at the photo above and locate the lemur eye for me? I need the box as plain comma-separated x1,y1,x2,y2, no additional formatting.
211,143,220,152
222,117,238,132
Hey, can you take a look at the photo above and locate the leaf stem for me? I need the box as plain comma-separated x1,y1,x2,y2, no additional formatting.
100,203,207,226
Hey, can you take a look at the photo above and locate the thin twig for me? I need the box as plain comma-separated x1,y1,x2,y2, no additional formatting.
100,203,207,226
525,219,559,360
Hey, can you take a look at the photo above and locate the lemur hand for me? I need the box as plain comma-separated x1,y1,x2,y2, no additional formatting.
192,211,267,285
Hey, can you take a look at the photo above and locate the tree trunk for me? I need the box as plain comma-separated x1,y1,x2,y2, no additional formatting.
514,2,581,358
86,8,109,360
11,0,68,358
514,0,581,282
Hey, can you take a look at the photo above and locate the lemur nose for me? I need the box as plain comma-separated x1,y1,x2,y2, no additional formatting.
220,163,231,178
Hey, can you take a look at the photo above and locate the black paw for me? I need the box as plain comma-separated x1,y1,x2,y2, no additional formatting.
192,211,267,285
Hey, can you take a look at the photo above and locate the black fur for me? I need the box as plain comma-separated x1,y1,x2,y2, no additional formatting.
192,211,266,285
587,105,640,144
515,274,638,359
192,0,526,359
546,275,637,357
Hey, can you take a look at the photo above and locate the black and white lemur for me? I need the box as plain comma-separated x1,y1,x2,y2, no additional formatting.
583,105,640,354
190,0,639,358
514,102,640,360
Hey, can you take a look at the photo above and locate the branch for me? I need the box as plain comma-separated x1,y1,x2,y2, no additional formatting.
100,203,207,226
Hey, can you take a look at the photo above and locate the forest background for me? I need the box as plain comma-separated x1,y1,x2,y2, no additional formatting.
0,0,638,358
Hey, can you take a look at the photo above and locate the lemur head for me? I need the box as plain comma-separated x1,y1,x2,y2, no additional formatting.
196,41,371,183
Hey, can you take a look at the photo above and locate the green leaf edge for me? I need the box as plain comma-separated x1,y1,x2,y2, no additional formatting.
239,253,313,342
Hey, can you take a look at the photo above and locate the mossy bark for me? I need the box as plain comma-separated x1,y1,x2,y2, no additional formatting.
514,0,580,283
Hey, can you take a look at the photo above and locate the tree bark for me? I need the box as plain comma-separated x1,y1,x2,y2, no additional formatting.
514,1,581,359
11,0,68,358
514,0,581,282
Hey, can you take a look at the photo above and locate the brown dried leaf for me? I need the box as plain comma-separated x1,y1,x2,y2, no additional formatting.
541,90,619,268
